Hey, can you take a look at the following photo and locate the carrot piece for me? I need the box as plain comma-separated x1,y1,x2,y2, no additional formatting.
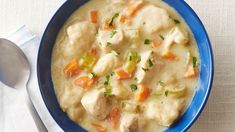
91,123,106,132
90,10,98,23
162,51,176,60
115,69,132,80
63,59,79,78
152,39,162,48
136,84,151,102
109,107,120,128
74,76,95,89
125,0,144,17
184,66,198,78
119,15,126,24
104,20,114,30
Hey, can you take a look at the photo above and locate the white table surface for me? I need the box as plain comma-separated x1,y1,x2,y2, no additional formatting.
0,0,235,132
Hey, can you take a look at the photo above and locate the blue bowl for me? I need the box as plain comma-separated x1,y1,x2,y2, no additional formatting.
37,0,214,131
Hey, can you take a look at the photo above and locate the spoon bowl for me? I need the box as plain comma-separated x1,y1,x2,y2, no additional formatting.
0,38,30,89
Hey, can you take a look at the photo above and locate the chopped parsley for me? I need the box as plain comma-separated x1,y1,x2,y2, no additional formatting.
109,13,119,26
142,67,149,72
104,75,110,86
110,71,115,76
159,81,165,87
144,39,151,45
148,59,154,67
174,19,180,24
134,77,138,81
137,54,141,63
130,84,137,92
193,57,197,67
90,72,97,78
129,55,132,61
110,30,117,38
159,35,165,40
165,90,169,97
104,89,112,97
106,42,112,47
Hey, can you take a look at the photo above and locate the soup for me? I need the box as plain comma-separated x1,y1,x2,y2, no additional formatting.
51,0,199,131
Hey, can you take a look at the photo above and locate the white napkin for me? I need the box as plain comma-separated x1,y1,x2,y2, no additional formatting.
0,26,63,132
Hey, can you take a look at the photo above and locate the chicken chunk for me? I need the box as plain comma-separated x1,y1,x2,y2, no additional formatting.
63,21,97,57
133,5,173,35
67,105,85,123
135,50,162,84
97,29,124,52
163,26,189,50
111,79,131,99
81,89,110,120
59,85,84,112
145,99,185,126
93,53,121,76
120,113,139,132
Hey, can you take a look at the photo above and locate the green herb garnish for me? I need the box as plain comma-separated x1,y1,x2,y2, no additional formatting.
165,90,169,97
142,67,149,72
159,35,165,40
134,77,138,81
193,57,197,67
148,59,154,67
174,19,180,24
159,81,165,87
137,54,141,63
129,55,132,61
130,84,137,92
104,75,110,86
110,30,117,38
153,93,162,98
110,71,115,76
144,39,151,45
91,72,97,78
106,42,112,47
104,89,112,97
109,13,119,26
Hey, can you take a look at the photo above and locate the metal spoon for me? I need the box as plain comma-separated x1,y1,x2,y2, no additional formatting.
0,38,47,132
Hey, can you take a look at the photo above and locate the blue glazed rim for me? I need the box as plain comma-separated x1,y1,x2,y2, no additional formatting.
37,0,214,132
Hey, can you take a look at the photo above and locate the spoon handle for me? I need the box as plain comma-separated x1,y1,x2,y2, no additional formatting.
25,95,48,132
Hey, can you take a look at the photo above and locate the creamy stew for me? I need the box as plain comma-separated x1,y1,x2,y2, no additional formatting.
51,0,199,131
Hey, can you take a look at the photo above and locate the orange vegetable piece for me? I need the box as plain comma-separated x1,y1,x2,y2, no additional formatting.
184,66,198,78
104,20,114,30
125,0,144,17
74,76,95,89
63,59,79,78
115,69,132,80
119,15,126,24
91,123,106,132
109,107,120,128
136,84,151,102
90,10,98,23
152,39,162,48
162,51,176,60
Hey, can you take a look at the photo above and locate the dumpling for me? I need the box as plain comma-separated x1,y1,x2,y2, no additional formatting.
133,5,174,35
63,21,97,57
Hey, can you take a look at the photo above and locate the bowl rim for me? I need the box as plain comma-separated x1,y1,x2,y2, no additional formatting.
37,0,214,131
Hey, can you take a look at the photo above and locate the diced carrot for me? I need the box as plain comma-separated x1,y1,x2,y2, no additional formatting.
162,51,176,60
136,84,151,102
115,69,132,80
74,76,95,89
184,66,198,78
63,59,79,78
108,107,120,128
125,0,144,17
119,15,126,24
152,39,162,48
104,20,114,30
90,10,98,23
89,48,97,55
91,123,106,132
